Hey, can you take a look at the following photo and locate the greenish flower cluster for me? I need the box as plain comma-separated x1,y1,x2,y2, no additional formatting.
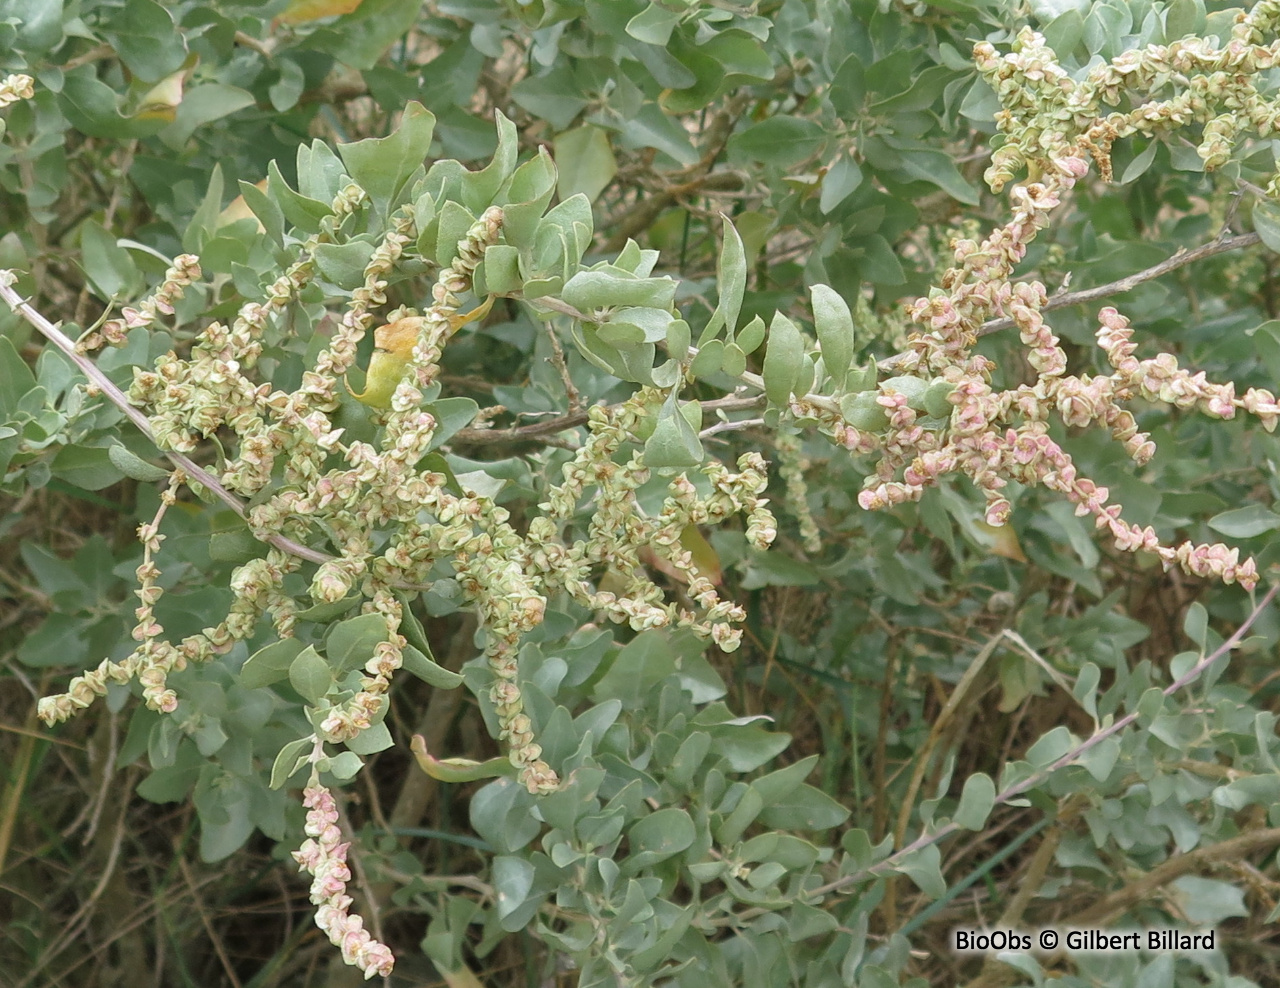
28,121,788,970
773,432,821,554
36,196,777,803
977,2,1280,190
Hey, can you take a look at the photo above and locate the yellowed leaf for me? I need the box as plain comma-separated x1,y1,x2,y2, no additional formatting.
409,735,514,783
277,0,364,25
972,519,1028,563
447,294,495,335
639,524,723,586
374,315,424,359
217,179,268,231
351,304,493,407
347,317,423,408
134,67,186,123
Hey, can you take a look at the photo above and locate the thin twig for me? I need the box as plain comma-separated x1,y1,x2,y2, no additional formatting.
0,275,331,566
530,295,590,323
49,881,211,988
233,30,275,58
1065,825,1280,926
62,43,113,71
452,394,763,446
0,719,84,748
977,231,1261,335
702,394,764,414
17,789,131,988
77,709,120,845
1001,629,1079,709
1221,188,1246,235
835,584,1278,896
700,416,764,438
0,707,37,874
371,865,495,899
452,409,591,445
542,321,581,414
602,91,753,254
0,280,430,588
893,631,1005,852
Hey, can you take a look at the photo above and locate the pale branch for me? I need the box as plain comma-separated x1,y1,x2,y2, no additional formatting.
0,275,329,568
232,30,276,59
877,230,1264,373
978,231,1262,335
61,43,113,71
700,416,764,439
530,295,590,322
543,227,1267,399
11,231,1260,470
0,275,770,577
703,394,766,414
453,409,589,445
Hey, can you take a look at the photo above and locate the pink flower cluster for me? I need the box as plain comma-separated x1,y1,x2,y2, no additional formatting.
1097,306,1280,431
834,147,1265,591
292,786,394,980
88,254,202,351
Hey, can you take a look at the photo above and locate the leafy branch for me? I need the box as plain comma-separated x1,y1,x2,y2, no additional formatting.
832,583,1278,897
0,273,341,570
978,231,1264,336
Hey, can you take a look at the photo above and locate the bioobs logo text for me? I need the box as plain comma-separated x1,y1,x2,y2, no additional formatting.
952,927,1218,954
953,930,1032,952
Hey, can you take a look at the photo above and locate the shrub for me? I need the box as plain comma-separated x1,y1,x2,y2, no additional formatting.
4,2,1280,987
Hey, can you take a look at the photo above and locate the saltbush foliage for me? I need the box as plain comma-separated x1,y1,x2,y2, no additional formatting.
6,1,1280,986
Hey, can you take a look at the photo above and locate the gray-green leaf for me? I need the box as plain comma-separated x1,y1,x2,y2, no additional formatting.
810,285,855,388
953,772,996,830
289,646,333,704
762,312,805,406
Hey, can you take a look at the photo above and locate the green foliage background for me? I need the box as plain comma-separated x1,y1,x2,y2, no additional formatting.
3,1,1280,986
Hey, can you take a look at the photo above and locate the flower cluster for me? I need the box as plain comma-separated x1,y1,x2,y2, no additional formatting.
318,589,407,745
831,183,1262,587
28,17,1280,976
82,253,202,352
292,784,394,980
794,15,1280,591
976,2,1280,190
127,184,369,479
0,73,33,108
774,432,821,554
531,392,775,652
37,472,214,725
43,192,776,809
